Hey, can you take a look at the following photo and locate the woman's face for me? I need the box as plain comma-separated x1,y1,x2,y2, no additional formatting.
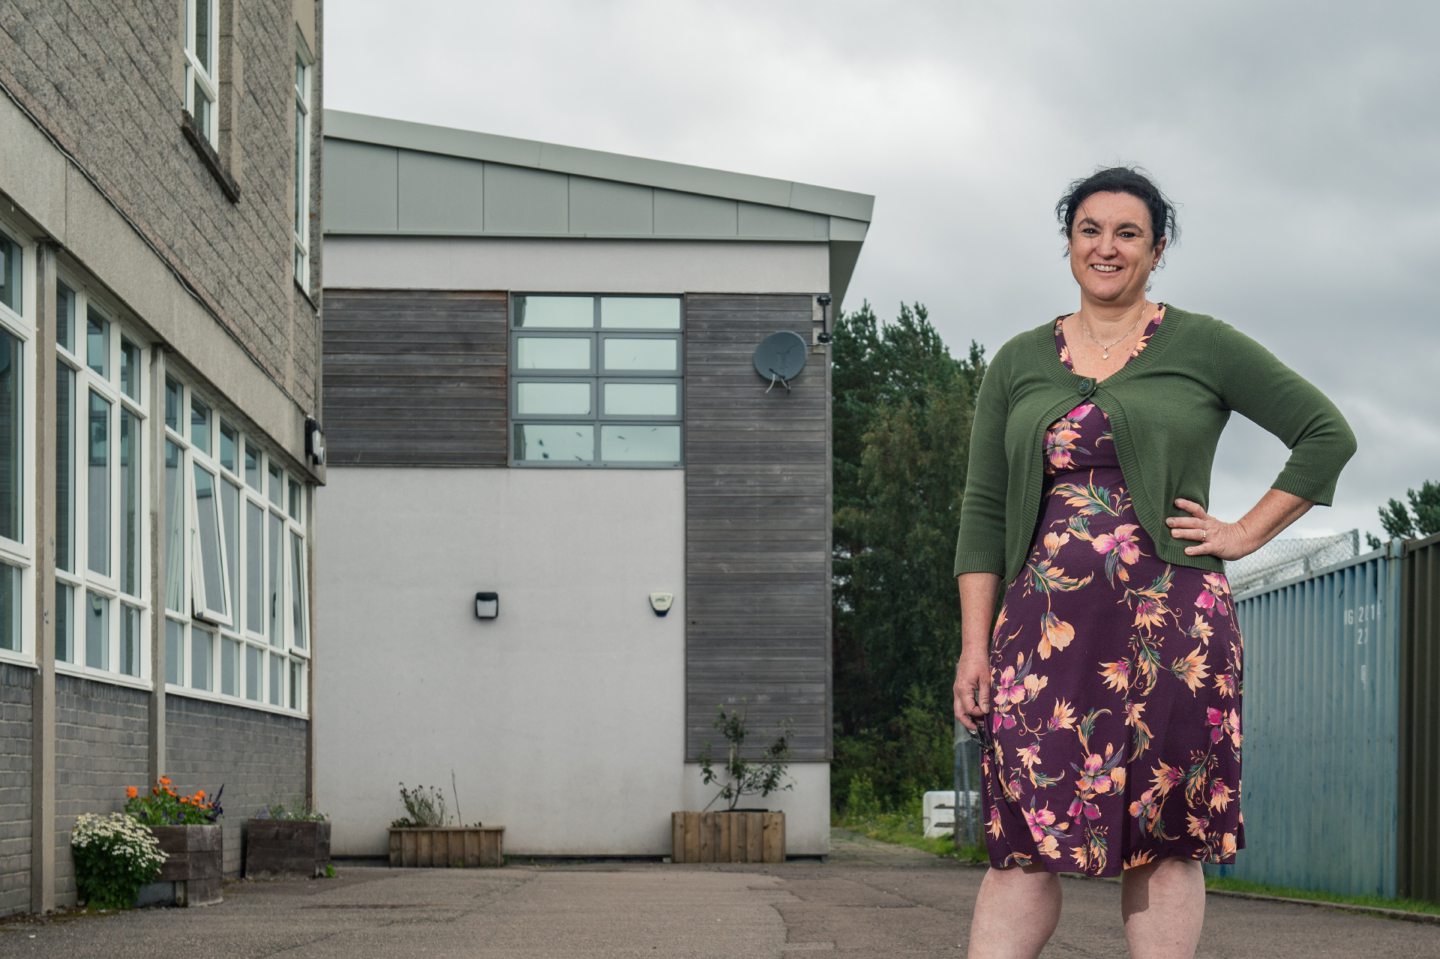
1068,191,1166,308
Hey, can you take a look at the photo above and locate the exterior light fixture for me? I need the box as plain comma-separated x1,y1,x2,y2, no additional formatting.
474,592,499,620
649,592,674,617
305,416,326,466
816,294,833,344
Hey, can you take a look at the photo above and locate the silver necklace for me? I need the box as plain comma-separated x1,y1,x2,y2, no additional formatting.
1079,302,1152,360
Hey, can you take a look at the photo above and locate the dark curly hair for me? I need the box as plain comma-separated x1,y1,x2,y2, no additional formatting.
1056,167,1177,252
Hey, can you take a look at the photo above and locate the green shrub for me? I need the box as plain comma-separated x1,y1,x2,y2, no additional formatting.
71,813,166,910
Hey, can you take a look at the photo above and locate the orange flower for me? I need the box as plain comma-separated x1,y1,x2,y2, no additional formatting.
195,789,206,799
159,776,172,786
126,786,139,799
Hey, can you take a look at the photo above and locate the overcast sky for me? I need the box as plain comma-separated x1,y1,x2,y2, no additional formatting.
327,0,1439,546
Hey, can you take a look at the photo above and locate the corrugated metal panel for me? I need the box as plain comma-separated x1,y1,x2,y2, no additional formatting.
1400,531,1440,903
1211,548,1402,897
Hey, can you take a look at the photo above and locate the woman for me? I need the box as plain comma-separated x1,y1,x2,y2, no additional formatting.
952,167,1355,958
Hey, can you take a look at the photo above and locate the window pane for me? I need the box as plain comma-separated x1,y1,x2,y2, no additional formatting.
600,297,681,330
0,230,20,313
55,582,73,662
245,501,264,634
516,337,590,371
120,603,141,677
513,424,593,464
244,442,260,489
0,331,21,542
164,441,185,612
190,397,211,455
289,660,303,712
165,377,182,432
194,0,213,72
221,637,240,696
55,364,74,570
514,296,592,329
191,629,213,691
86,308,109,377
219,422,237,472
120,338,141,400
0,562,18,652
245,644,262,701
120,410,140,596
600,425,681,463
287,477,301,522
603,382,679,417
603,338,678,372
269,653,283,706
166,618,184,685
289,531,307,650
85,590,109,670
193,465,227,621
222,480,239,625
55,281,75,352
87,391,111,575
293,94,306,240
267,512,283,645
268,464,283,508
516,381,591,416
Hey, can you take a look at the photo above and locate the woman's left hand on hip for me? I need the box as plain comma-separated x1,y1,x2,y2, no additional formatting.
1167,498,1253,561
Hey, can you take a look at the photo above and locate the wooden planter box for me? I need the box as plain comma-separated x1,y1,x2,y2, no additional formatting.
671,811,785,864
138,824,223,906
388,827,504,868
244,819,331,878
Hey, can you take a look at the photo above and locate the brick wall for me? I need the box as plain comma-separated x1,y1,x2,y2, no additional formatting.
0,0,323,411
0,664,33,917
52,675,150,905
165,696,307,876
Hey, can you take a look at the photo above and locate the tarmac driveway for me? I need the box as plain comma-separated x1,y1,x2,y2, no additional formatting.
2,831,1436,958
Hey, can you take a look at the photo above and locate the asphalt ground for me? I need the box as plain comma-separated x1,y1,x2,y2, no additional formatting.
2,831,1437,958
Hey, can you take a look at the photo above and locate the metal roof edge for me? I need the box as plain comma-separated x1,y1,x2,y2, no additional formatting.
324,109,874,223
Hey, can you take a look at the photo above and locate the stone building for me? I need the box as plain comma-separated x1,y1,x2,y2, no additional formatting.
0,0,325,913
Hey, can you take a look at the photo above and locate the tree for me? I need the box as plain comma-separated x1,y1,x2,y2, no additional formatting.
1365,480,1440,549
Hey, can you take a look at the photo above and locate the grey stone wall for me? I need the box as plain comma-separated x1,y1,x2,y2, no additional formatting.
53,675,150,906
0,0,323,411
0,664,33,917
165,697,308,877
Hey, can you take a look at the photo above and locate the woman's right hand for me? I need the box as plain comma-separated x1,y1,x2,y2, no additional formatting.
953,649,992,732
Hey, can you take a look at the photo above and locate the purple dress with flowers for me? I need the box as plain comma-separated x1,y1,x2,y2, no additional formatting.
979,307,1245,876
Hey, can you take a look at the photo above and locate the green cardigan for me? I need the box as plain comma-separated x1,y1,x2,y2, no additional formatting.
953,306,1357,583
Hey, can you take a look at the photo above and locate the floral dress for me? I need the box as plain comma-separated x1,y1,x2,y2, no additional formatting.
979,306,1245,876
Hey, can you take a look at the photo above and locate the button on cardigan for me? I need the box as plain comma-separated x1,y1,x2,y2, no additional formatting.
953,306,1357,584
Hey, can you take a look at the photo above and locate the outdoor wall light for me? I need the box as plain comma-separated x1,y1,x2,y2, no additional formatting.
305,416,326,466
816,294,833,344
649,592,674,617
474,592,499,620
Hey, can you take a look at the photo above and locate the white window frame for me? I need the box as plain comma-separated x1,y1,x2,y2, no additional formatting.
183,0,220,145
163,376,310,715
52,274,151,683
293,37,313,290
0,216,37,665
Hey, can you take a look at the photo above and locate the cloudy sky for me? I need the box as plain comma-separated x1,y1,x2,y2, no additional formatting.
327,0,1438,545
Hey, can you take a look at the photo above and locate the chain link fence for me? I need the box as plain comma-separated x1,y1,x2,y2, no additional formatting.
1226,529,1362,595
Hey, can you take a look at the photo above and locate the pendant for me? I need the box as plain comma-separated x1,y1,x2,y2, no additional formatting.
1102,349,1110,360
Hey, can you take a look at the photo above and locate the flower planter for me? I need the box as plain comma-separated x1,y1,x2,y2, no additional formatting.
244,819,332,878
671,810,785,863
388,826,504,868
137,824,223,906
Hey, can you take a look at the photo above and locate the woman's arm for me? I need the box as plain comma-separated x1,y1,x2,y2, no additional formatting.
953,572,1001,731
1166,489,1314,561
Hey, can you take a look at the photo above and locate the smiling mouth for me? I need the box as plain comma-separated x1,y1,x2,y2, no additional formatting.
1090,264,1122,273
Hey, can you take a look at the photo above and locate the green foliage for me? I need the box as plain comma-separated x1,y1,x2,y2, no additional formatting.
391,783,449,828
834,687,958,813
70,813,166,910
124,777,222,825
698,705,794,811
832,301,985,809
258,802,328,822
832,806,987,863
1365,479,1440,550
1202,876,1440,917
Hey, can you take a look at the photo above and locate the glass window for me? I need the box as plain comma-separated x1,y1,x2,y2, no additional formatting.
86,392,111,575
289,660,303,711
221,637,240,696
120,339,141,400
602,382,679,417
0,330,21,542
268,652,283,707
244,443,261,489
185,0,219,143
165,618,184,685
601,425,681,463
165,378,183,432
55,365,74,571
85,590,109,670
516,381,591,417
86,308,109,377
600,297,682,330
267,464,283,508
514,424,593,464
516,337,591,372
120,604,142,677
222,479,239,626
267,512,283,644
289,531,307,650
287,477,301,522
219,421,237,473
190,397,211,455
0,230,20,314
55,583,73,662
293,48,312,287
192,464,229,624
0,562,18,652
55,281,75,353
190,629,213,690
245,501,263,635
514,296,593,328
164,441,184,613
602,338,678,373
120,411,141,596
245,644,262,701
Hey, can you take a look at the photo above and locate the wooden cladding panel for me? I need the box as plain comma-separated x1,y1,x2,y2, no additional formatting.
323,290,508,466
684,294,830,762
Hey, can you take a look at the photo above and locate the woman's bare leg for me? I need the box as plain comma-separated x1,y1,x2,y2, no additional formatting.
1121,859,1206,958
966,865,1062,959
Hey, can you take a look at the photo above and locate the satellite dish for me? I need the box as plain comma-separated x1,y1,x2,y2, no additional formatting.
753,331,808,392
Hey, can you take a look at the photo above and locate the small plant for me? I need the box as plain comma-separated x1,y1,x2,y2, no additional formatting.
698,705,794,811
71,812,167,910
391,782,449,828
124,776,223,825
255,802,327,822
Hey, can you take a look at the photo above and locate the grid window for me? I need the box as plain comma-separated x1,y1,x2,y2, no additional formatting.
183,0,220,144
293,43,313,288
162,380,310,714
0,221,31,661
510,294,682,467
53,277,148,678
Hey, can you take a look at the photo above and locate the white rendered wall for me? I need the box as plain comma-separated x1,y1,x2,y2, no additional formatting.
316,468,829,857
